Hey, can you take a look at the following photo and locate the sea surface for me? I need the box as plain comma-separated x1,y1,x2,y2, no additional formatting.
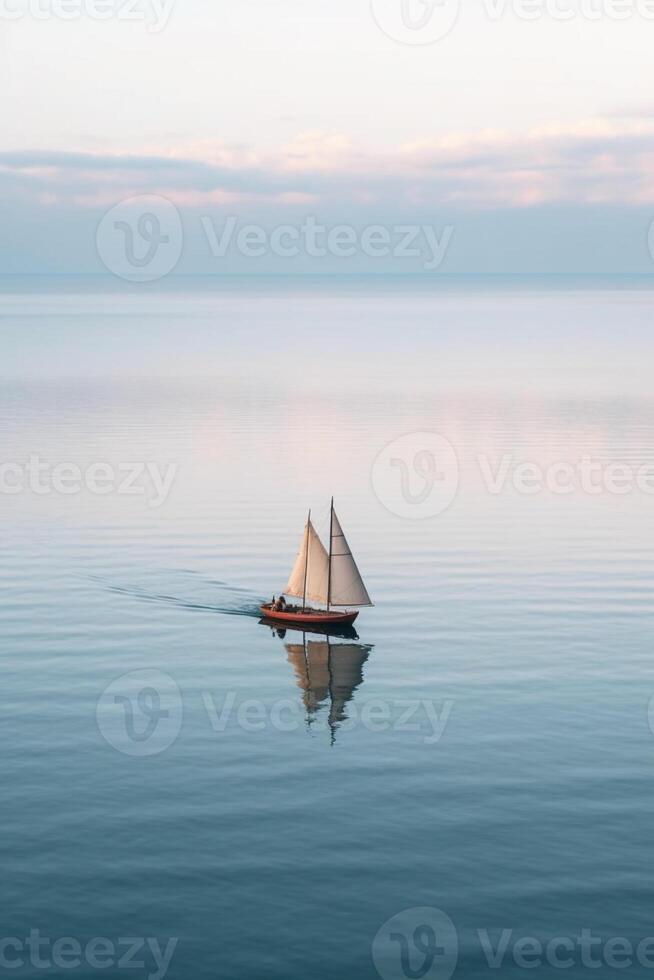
2,275,654,979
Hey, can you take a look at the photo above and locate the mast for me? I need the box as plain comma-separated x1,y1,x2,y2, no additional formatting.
302,509,310,612
326,497,334,611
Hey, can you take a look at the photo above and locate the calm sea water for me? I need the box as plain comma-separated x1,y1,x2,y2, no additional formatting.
2,276,654,979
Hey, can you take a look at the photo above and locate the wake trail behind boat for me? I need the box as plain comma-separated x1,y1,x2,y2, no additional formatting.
90,570,263,619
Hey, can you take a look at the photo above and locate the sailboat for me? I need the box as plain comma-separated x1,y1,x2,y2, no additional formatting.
260,498,373,627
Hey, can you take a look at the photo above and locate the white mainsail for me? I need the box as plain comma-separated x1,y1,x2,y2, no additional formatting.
283,503,372,609
328,508,373,607
283,519,329,604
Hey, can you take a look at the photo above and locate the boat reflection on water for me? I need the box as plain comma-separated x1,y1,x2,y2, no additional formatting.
259,616,361,641
260,619,373,744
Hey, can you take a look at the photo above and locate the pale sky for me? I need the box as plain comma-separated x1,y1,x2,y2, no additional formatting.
3,0,654,272
4,0,654,149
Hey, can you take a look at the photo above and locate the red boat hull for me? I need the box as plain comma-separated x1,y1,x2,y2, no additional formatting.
260,604,359,627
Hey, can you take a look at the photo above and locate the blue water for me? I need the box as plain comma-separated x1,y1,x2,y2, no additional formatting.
2,276,654,979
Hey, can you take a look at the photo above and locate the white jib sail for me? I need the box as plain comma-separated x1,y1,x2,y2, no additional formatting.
328,509,373,607
283,519,330,604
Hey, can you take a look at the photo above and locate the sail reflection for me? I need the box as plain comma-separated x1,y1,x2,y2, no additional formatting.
264,624,372,743
287,638,371,743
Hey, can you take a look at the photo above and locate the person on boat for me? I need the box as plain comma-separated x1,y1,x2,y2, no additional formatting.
274,595,286,612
